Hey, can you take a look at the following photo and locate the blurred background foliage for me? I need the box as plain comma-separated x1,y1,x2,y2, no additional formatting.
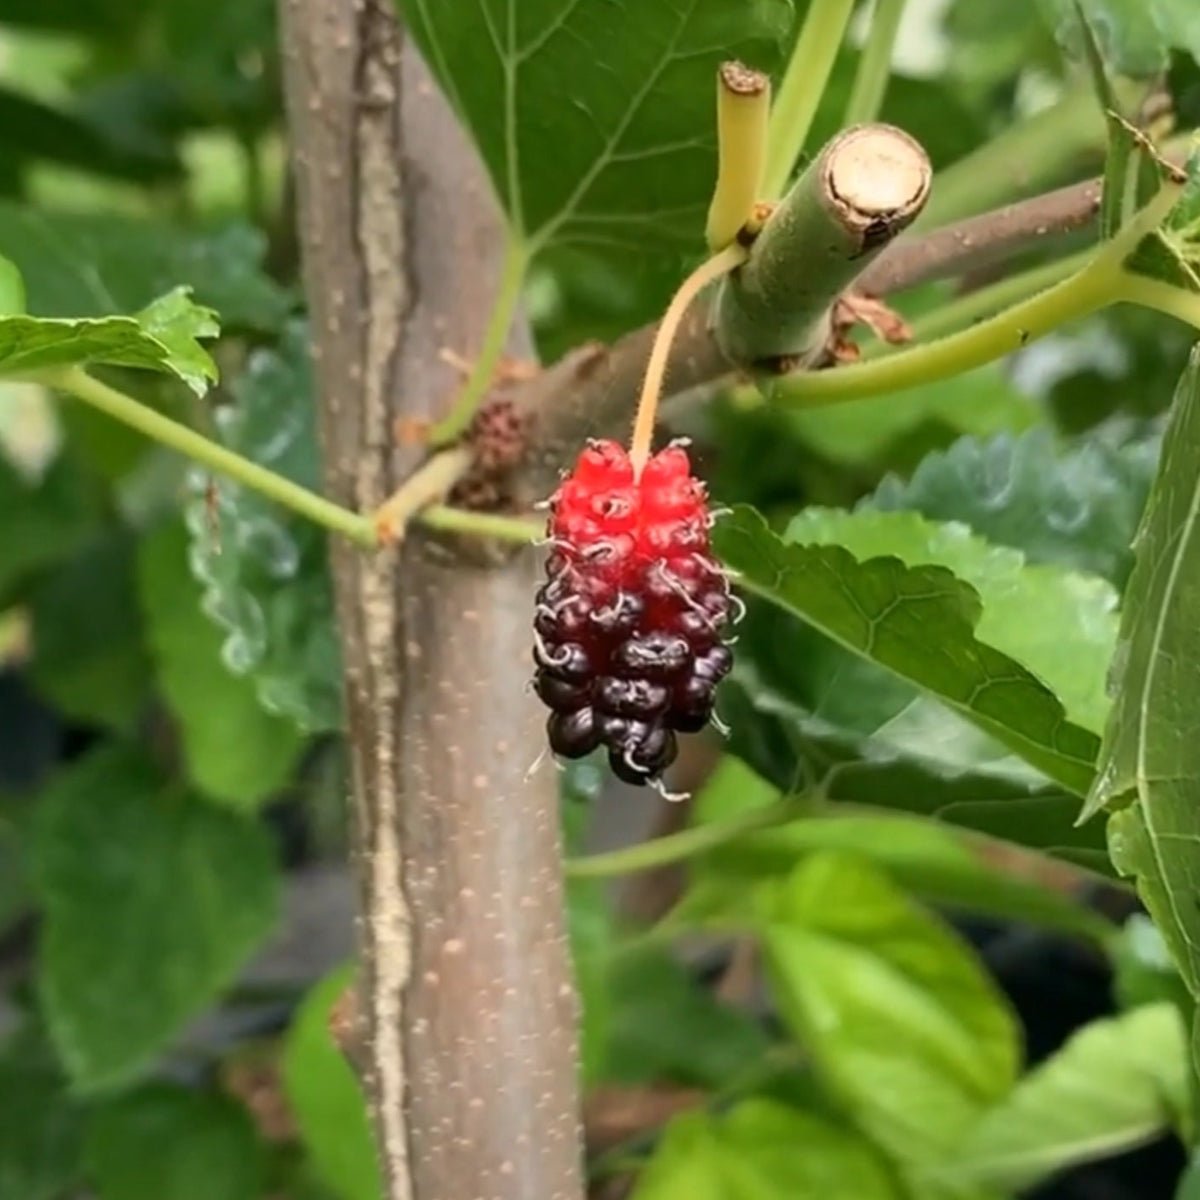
0,0,1199,1198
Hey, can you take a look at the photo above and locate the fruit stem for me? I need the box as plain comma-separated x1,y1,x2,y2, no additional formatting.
39,364,380,547
762,0,857,199
705,61,771,252
843,0,906,127
629,242,748,478
427,233,531,446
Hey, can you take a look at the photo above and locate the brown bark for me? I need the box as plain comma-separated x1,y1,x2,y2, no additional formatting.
278,3,584,1198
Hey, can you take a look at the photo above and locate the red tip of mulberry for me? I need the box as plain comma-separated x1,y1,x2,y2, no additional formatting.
532,440,733,786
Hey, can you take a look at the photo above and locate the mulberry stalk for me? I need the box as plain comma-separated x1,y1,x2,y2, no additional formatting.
532,439,734,787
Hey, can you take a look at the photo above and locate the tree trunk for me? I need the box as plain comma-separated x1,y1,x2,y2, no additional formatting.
277,3,585,1198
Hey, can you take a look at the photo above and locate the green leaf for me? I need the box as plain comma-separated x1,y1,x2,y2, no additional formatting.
871,426,1159,588
0,255,25,317
0,818,29,939
720,665,1111,872
139,519,304,809
785,365,1039,469
786,507,1120,735
1112,915,1192,1014
931,1003,1188,1192
0,204,291,329
600,944,774,1090
85,1084,264,1200
630,1100,898,1200
1088,346,1200,996
185,322,342,732
1039,0,1170,76
282,968,382,1200
0,447,100,602
0,286,218,395
756,854,1020,1167
0,1027,86,1200
399,0,793,251
712,506,1100,794
681,758,1113,943
28,531,153,733
33,745,280,1091
0,84,178,183
568,875,613,1086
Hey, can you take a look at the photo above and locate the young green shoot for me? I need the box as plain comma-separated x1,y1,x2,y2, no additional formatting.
706,62,771,251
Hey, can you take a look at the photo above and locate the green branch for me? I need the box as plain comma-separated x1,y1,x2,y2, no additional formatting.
771,184,1186,406
1115,273,1200,331
420,505,543,542
37,365,546,550
43,365,380,547
428,235,531,446
843,0,906,127
914,88,1106,230
762,0,857,199
771,257,1115,405
565,799,805,879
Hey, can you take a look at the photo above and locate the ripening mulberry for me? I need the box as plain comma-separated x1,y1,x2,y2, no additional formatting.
532,439,734,787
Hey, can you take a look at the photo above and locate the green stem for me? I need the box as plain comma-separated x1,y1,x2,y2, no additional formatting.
419,505,543,542
771,184,1181,405
43,365,379,547
914,88,1105,230
564,799,804,879
1114,272,1200,331
428,235,530,446
864,250,1092,355
773,258,1117,405
843,0,906,126
762,0,857,199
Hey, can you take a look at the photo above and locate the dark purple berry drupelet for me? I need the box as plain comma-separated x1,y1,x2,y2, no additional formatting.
532,439,734,787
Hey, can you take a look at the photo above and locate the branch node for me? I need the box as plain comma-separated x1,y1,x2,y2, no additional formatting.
714,123,932,365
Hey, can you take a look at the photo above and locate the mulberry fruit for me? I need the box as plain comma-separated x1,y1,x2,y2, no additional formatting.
532,439,734,787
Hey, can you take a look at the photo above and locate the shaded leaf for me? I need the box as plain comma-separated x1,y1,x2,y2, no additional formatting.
871,426,1159,588
139,519,304,809
0,84,178,183
185,322,341,732
34,745,279,1090
282,968,381,1200
785,507,1120,735
28,531,153,733
630,1100,898,1200
720,665,1112,873
712,506,1100,794
600,945,773,1090
0,256,25,317
1112,915,1192,1014
681,757,1112,944
756,853,1020,1166
399,0,792,251
0,447,100,602
785,365,1039,470
85,1084,264,1200
0,287,218,395
0,204,291,329
931,1003,1187,1192
0,1026,85,1200
1088,346,1200,997
1039,0,1170,76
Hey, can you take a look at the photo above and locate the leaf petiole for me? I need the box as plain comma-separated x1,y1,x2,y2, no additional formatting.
427,234,531,446
40,365,380,547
